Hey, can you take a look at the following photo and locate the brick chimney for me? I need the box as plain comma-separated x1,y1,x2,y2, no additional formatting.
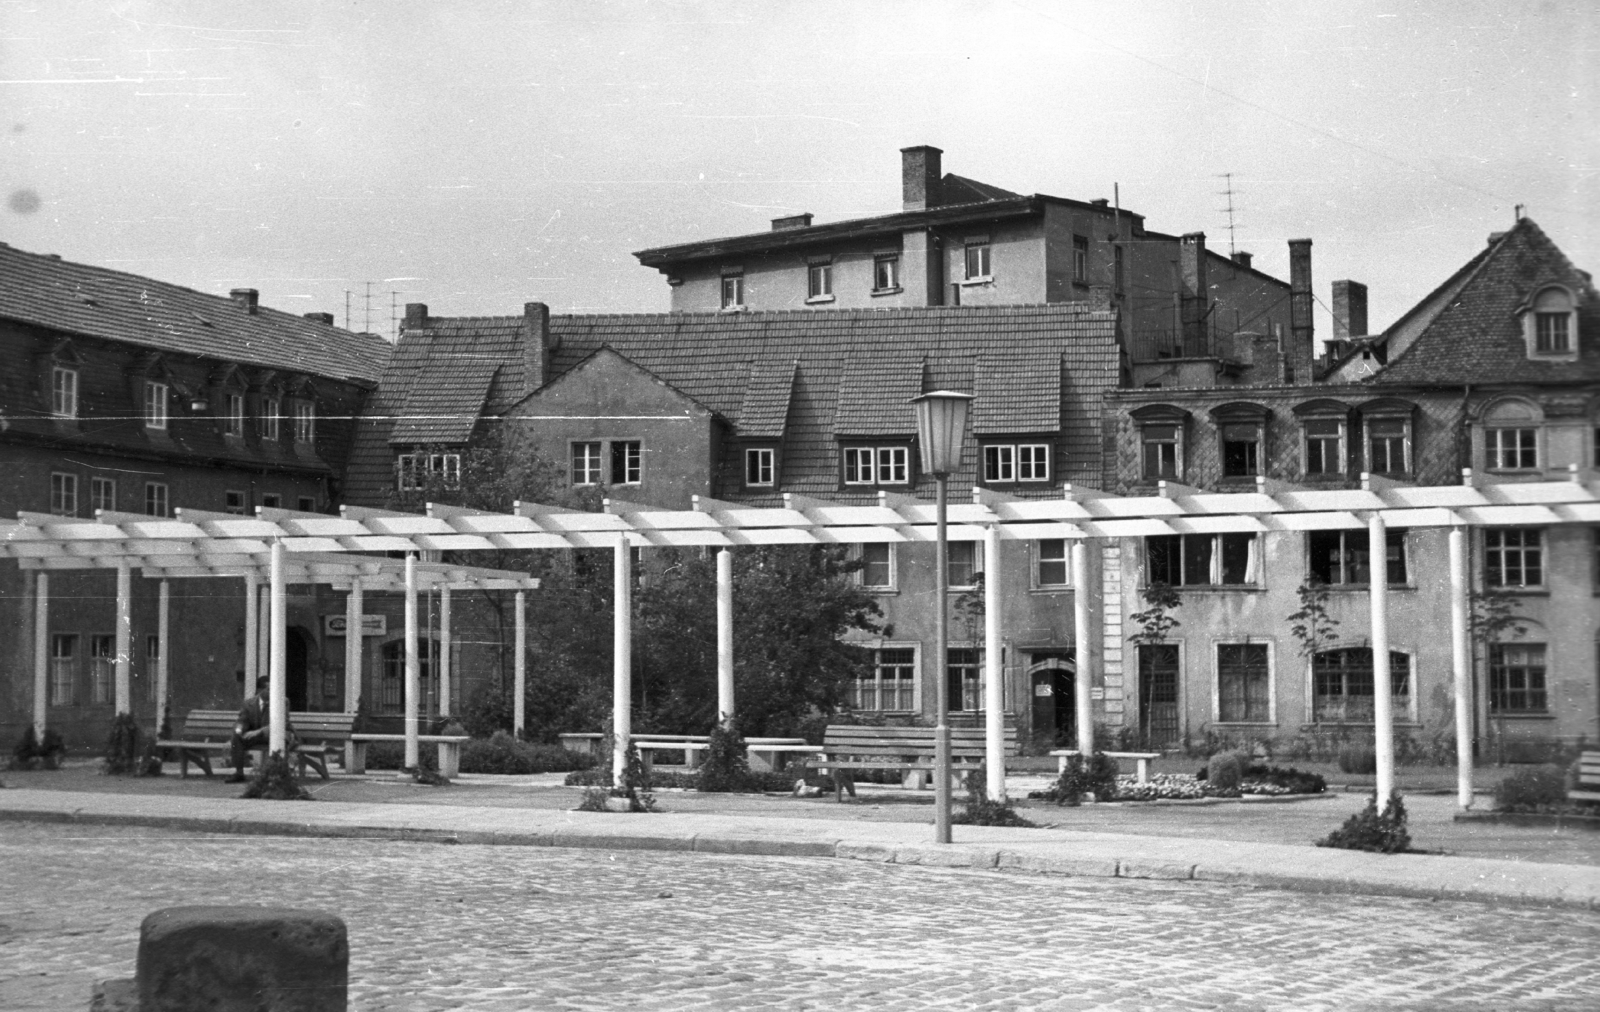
901,146,943,211
771,213,813,230
1179,232,1210,357
1332,280,1368,340
302,312,335,325
1231,251,1253,270
1287,239,1314,384
523,302,552,395
229,288,259,314
402,303,428,332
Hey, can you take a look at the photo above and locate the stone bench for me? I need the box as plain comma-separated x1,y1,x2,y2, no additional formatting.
1049,749,1164,784
346,733,470,778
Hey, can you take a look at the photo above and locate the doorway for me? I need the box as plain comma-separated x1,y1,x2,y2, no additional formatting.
1137,644,1180,748
286,627,312,711
1028,651,1076,747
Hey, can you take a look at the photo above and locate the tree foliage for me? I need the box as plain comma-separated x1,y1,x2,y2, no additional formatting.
1287,576,1341,660
1129,582,1182,646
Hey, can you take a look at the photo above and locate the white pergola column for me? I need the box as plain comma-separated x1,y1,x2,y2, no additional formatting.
268,540,287,755
439,586,453,719
257,583,271,699
404,553,420,769
613,535,633,783
114,561,132,716
1450,525,1474,808
156,580,170,724
1072,540,1094,757
243,571,258,701
344,578,363,714
32,572,49,739
513,590,527,736
1368,514,1395,802
717,547,734,723
983,525,1005,801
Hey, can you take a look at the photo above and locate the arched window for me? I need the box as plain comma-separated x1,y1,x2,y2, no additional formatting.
1481,398,1543,472
1209,402,1270,480
1521,285,1578,360
1131,404,1189,482
1312,648,1411,723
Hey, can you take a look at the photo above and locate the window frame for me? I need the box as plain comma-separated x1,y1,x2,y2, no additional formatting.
1489,642,1548,713
297,496,316,513
851,645,918,713
570,441,603,486
292,400,316,443
143,380,169,430
49,633,77,706
1484,527,1544,589
1145,532,1261,588
90,477,116,514
963,240,991,281
982,442,1051,485
610,440,643,485
947,646,984,713
51,365,78,418
1486,426,1539,471
222,392,246,437
857,542,896,592
50,471,78,516
806,261,833,301
1306,529,1409,587
89,633,115,705
841,444,911,487
396,452,463,492
1215,641,1273,724
260,493,282,509
873,256,900,293
1034,538,1070,589
259,396,282,442
225,490,247,515
1311,647,1413,724
947,539,982,590
744,446,776,488
1211,403,1269,482
1520,285,1578,361
720,273,745,310
1072,234,1089,283
1131,405,1189,484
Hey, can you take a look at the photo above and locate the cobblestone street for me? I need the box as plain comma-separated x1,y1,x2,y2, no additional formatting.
2,823,1596,1011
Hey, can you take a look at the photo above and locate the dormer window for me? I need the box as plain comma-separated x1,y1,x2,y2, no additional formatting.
51,366,78,418
260,397,281,441
1522,285,1578,360
293,401,315,443
1293,400,1353,478
1358,398,1417,477
223,393,245,437
143,381,169,430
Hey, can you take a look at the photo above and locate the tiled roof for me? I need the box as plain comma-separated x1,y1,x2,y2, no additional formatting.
388,359,499,445
738,360,798,438
834,351,925,435
0,242,390,384
974,351,1061,434
1373,219,1600,385
342,303,1122,505
941,173,1022,204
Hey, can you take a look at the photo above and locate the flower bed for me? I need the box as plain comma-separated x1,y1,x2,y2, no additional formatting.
1030,769,1326,803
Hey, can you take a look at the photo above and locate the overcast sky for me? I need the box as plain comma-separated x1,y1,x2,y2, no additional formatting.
2,1,1594,344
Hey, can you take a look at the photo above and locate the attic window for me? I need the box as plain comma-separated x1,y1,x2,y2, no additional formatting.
1521,286,1578,361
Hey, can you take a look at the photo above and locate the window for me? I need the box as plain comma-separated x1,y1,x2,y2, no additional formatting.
1487,427,1538,470
260,493,282,509
807,262,832,300
1522,286,1577,359
297,496,316,513
293,402,315,443
50,472,78,516
1485,528,1543,588
948,540,979,588
873,256,899,292
1313,648,1411,723
1489,643,1547,713
1535,313,1569,353
91,477,116,514
851,647,916,711
611,440,642,485
744,447,775,487
90,634,114,705
1072,235,1089,282
570,442,602,486
1113,244,1125,293
859,543,895,590
380,639,438,716
225,490,247,515
1036,539,1069,587
260,397,280,441
983,443,1050,483
964,241,991,280
947,647,982,712
1304,418,1344,475
1141,425,1180,480
1217,643,1270,723
1138,644,1180,747
1220,423,1260,478
721,274,744,310
1366,417,1409,474
1146,533,1260,586
223,393,245,437
842,445,909,486
1307,529,1408,585
51,366,78,418
144,483,169,517
143,381,169,430
50,634,77,706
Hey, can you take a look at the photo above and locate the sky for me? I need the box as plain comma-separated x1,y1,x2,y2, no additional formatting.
1,0,1594,344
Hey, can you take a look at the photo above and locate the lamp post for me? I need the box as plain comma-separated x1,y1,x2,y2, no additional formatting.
910,390,973,845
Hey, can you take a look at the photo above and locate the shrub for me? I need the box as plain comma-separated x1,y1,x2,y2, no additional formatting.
1317,792,1409,853
1205,752,1246,791
102,713,142,775
1243,764,1326,794
953,765,1036,827
1493,764,1569,811
1337,743,1377,775
11,726,66,771
361,741,438,772
616,743,656,812
1039,752,1120,805
241,751,313,801
576,786,609,811
460,733,595,775
698,720,752,793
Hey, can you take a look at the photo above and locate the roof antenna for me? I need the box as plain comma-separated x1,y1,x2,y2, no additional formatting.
1216,172,1240,256
1513,203,1524,222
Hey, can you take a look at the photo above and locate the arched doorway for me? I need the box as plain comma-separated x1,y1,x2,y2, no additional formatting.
1027,651,1076,747
286,627,312,711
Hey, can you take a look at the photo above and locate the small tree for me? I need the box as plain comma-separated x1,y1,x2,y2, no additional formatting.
1471,585,1527,764
1129,582,1182,646
1287,577,1340,661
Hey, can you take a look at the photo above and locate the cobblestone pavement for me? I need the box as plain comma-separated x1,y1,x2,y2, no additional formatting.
2,824,1596,1012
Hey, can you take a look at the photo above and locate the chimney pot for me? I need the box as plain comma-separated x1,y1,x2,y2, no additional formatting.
900,145,943,212
1231,251,1253,269
402,303,429,331
1091,198,1109,208
771,213,814,231
229,288,259,314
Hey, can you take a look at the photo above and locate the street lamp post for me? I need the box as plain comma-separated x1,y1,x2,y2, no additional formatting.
910,390,974,845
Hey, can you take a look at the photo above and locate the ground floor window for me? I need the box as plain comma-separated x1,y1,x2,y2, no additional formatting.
89,634,115,705
1312,648,1410,722
851,647,915,712
1137,644,1179,747
50,634,77,706
1489,643,1547,713
378,638,440,715
1217,643,1269,722
946,648,982,712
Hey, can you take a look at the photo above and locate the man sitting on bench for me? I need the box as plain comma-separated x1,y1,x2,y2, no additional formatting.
227,677,296,783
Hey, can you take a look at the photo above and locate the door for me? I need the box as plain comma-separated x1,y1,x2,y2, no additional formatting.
286,627,311,711
1028,651,1076,748
1138,644,1181,748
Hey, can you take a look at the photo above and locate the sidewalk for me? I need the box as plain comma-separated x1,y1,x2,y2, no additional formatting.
2,766,1596,911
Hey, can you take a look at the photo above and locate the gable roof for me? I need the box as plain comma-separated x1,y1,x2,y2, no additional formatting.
1371,218,1600,386
738,360,799,439
0,242,390,384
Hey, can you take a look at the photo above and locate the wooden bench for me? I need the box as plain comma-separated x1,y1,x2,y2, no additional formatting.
347,733,471,778
1049,749,1163,784
803,725,1020,801
1570,751,1600,803
156,709,353,780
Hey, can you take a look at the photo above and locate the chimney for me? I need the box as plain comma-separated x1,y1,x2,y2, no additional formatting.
1231,251,1253,270
1332,280,1368,340
900,145,943,211
1179,232,1210,357
523,301,552,395
771,213,813,231
402,303,428,332
1287,238,1314,384
1091,198,1109,208
229,288,259,314
302,312,335,325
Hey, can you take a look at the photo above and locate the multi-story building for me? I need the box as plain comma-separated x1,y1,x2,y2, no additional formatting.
1103,217,1599,756
0,243,389,746
634,146,1294,382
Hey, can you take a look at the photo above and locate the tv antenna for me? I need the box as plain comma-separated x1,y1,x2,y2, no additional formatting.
1216,173,1241,256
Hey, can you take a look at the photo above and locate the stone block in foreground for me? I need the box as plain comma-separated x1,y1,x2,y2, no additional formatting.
136,905,347,1011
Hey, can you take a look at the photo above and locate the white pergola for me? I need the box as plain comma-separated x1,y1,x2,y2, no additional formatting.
5,471,1597,807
